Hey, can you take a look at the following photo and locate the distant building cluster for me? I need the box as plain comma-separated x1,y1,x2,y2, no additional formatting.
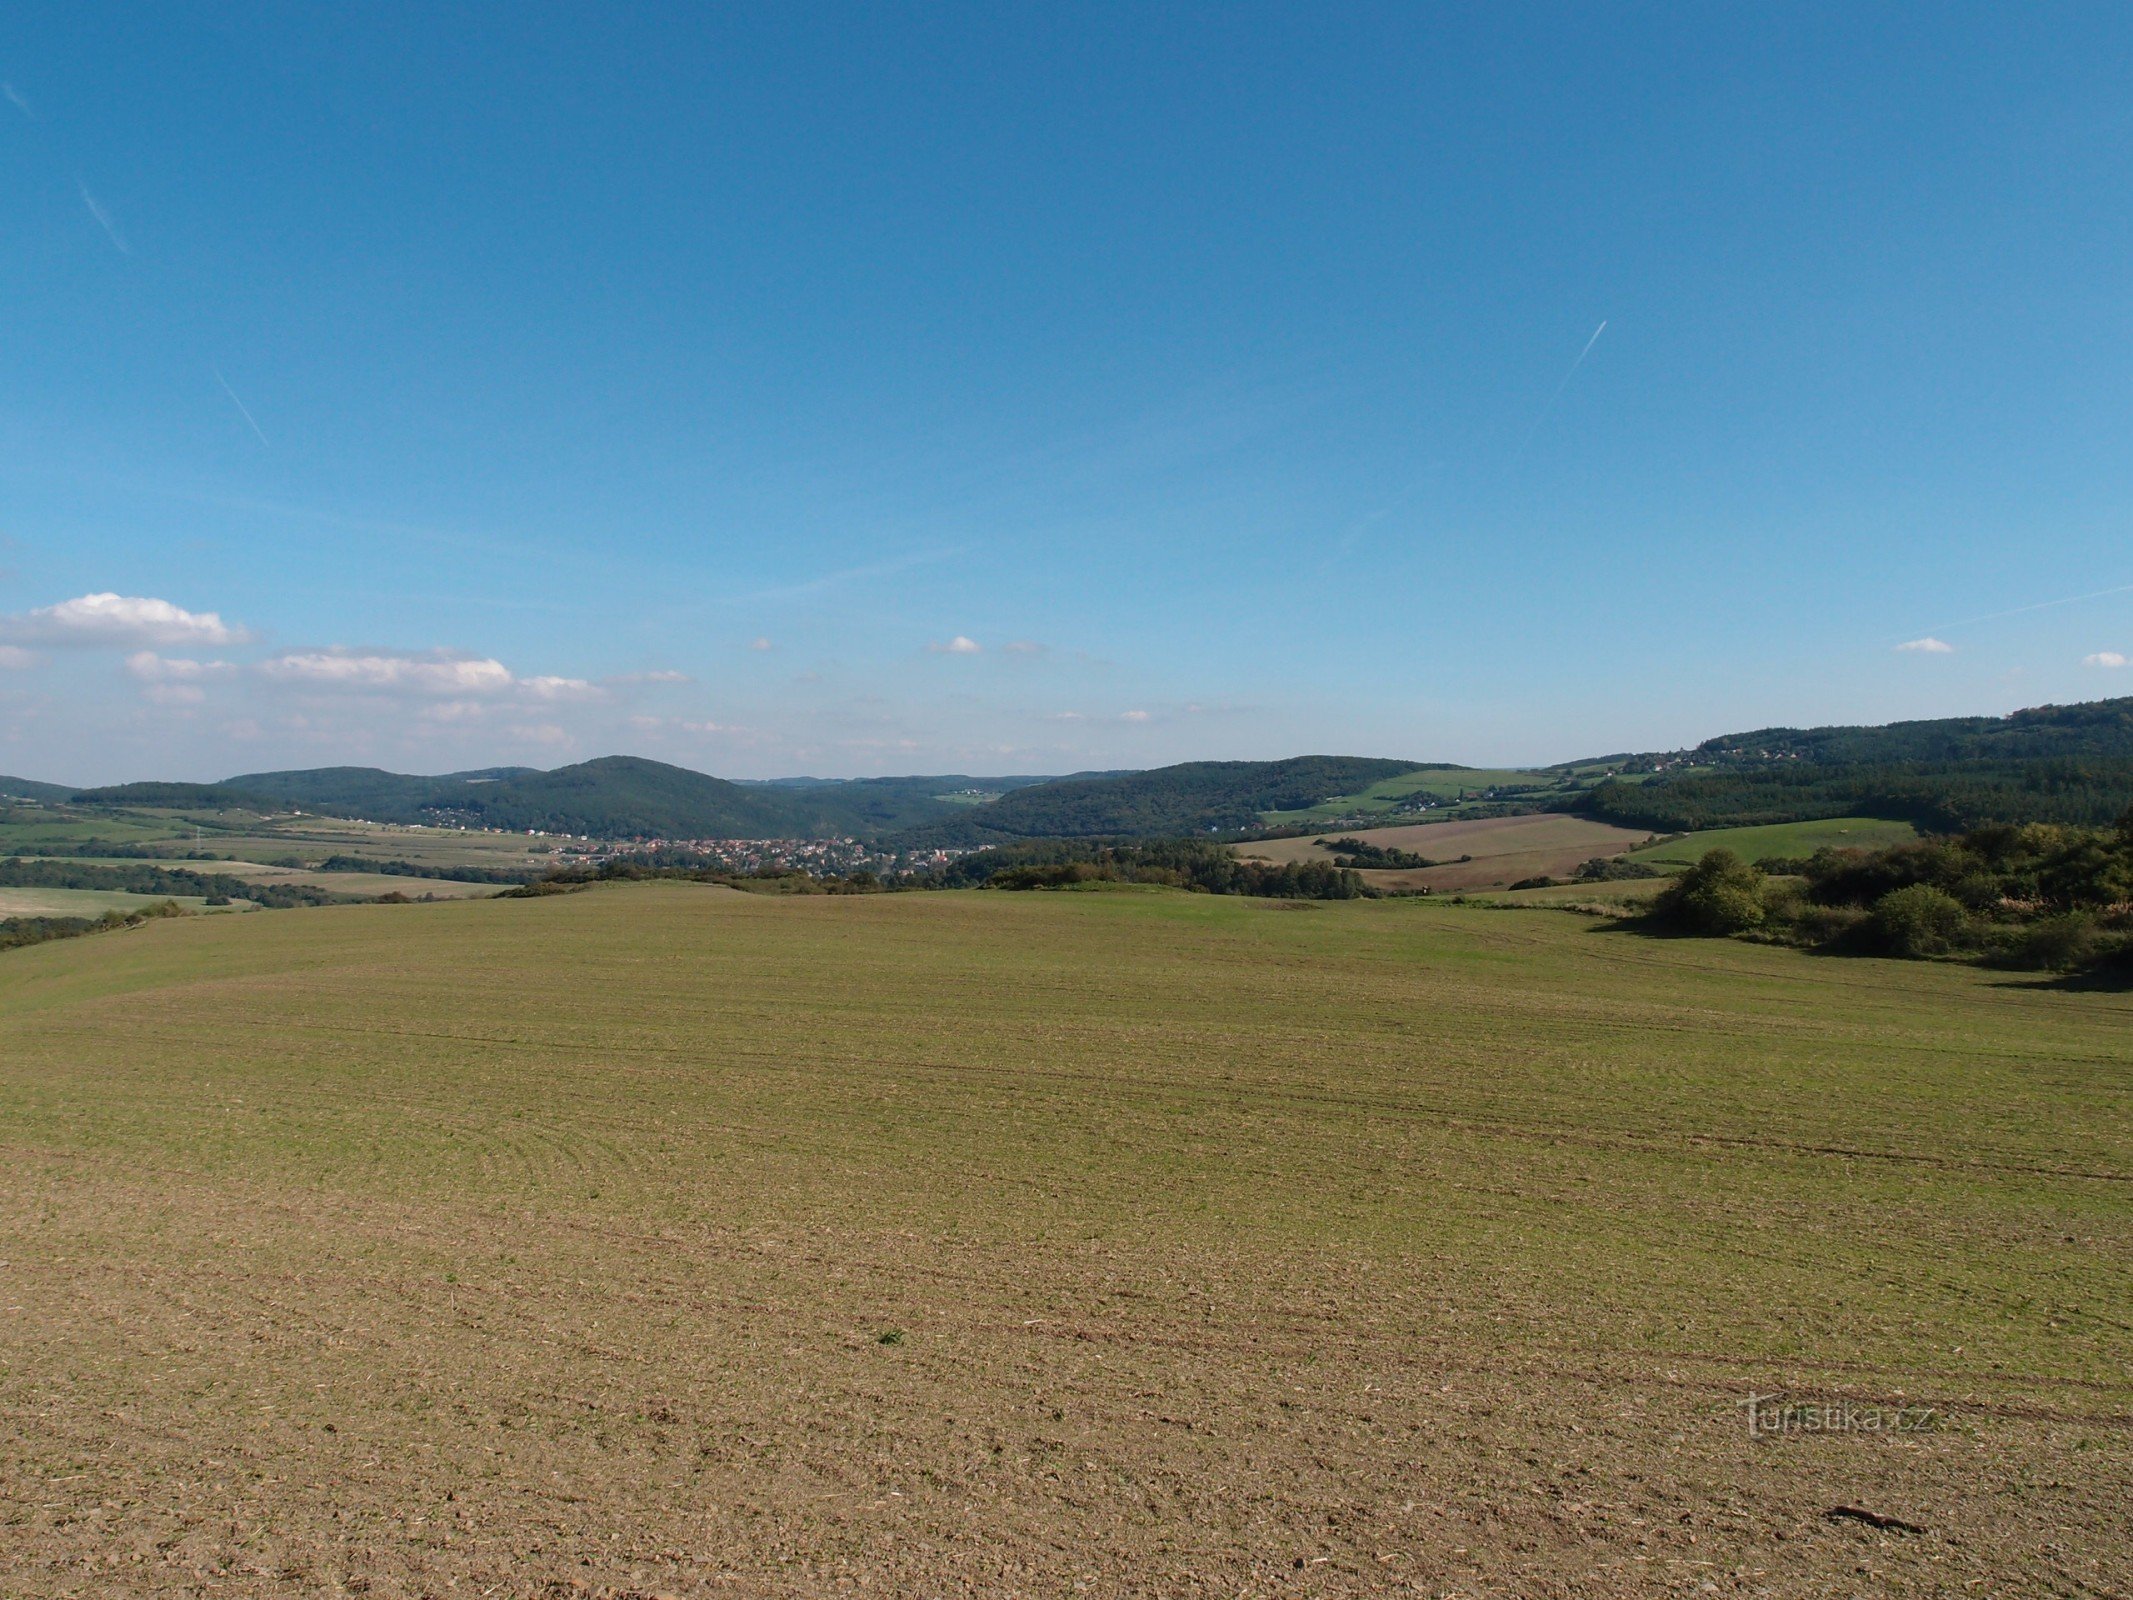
558,836,971,877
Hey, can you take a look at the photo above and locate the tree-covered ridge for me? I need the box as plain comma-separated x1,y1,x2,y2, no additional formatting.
930,757,1424,841
1689,697,2133,765
1582,757,2133,833
59,760,1075,840
0,774,73,803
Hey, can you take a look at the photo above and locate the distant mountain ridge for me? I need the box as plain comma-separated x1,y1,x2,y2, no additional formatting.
32,694,2133,842
64,759,1090,839
223,757,1041,838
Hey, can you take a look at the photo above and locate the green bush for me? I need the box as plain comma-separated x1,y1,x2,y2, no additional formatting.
1653,849,1768,935
1864,884,1971,958
1997,912,2114,972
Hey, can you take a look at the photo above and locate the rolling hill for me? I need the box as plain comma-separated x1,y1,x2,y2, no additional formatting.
1579,696,2133,832
903,757,1428,842
223,759,1095,838
0,774,74,803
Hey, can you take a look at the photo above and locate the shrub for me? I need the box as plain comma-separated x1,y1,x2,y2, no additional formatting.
1864,884,1971,958
1997,912,2112,972
1788,902,1868,947
1653,849,1768,935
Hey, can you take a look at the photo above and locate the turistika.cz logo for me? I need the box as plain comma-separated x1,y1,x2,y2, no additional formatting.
1736,1393,1940,1438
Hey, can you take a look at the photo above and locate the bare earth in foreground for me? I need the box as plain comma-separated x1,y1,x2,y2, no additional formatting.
0,884,2126,1597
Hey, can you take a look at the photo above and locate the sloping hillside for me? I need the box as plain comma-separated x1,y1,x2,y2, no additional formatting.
919,757,1425,840
0,774,74,803
1582,697,2133,831
229,766,536,818
226,759,1075,839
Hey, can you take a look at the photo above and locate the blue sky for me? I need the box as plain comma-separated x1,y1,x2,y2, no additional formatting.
2,3,2130,782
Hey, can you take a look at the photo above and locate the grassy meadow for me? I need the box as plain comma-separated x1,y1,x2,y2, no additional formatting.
1260,766,1549,824
1629,817,1922,869
0,883,2126,1595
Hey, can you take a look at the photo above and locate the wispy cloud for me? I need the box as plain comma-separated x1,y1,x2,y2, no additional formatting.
3,593,246,648
255,647,601,704
126,652,237,682
1895,637,1954,654
2,83,34,120
607,668,693,684
2083,651,2127,669
78,181,129,254
258,650,517,695
739,545,969,605
0,645,35,670
749,637,774,652
999,639,1046,656
928,635,982,655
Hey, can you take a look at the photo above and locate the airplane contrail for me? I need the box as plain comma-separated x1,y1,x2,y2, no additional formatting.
1516,320,1608,455
213,369,270,446
1559,319,1609,388
78,181,130,253
1913,580,2133,641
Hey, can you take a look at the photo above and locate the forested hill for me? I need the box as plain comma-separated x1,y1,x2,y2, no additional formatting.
1687,698,2133,765
223,758,994,838
0,773,75,802
905,757,1424,842
100,759,1083,839
228,766,537,817
1579,698,2133,832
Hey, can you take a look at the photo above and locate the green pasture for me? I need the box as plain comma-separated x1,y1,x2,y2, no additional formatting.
1629,816,1920,868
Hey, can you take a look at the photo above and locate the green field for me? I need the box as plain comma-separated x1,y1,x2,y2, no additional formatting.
0,883,2124,1594
1261,766,1552,823
1629,815,1921,869
0,801,559,876
0,886,247,918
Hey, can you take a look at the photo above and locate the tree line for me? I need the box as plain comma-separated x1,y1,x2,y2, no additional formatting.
1647,812,2133,975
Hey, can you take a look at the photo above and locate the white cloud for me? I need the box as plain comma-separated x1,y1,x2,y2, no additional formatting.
928,635,982,655
7,593,246,648
519,674,601,701
749,637,774,652
2083,651,2128,669
126,651,236,682
1895,637,1954,654
258,650,516,695
1119,709,1151,722
253,649,602,708
0,645,34,669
